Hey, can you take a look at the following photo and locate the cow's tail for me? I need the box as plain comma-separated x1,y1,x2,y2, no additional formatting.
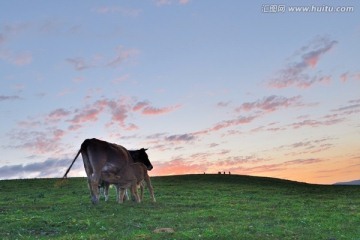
63,149,81,178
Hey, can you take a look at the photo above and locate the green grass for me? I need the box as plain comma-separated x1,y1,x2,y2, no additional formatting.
0,174,359,239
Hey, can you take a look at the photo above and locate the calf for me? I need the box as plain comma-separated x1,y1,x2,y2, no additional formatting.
99,148,153,202
116,162,156,203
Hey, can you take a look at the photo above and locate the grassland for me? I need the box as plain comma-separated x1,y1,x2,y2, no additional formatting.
0,174,359,239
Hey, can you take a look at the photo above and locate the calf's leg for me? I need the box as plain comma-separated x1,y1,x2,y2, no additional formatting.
130,183,140,203
117,187,128,203
144,175,156,202
103,182,110,201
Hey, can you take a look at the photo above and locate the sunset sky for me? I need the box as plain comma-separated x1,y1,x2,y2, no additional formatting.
1,1,359,184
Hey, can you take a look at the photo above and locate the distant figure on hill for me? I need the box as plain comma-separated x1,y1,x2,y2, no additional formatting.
218,171,221,174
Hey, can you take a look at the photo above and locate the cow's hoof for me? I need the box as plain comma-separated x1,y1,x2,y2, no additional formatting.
91,197,99,204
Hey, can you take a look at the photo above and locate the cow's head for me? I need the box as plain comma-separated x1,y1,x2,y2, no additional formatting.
129,148,153,170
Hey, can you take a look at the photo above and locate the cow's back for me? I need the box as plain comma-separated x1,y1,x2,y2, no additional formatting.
82,138,134,181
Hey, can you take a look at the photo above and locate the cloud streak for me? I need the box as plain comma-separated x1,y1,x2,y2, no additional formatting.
0,95,21,101
289,118,344,129
92,6,142,17
66,45,139,71
154,0,191,6
236,95,304,113
0,50,32,66
268,36,337,89
133,101,181,115
0,158,83,180
66,57,93,71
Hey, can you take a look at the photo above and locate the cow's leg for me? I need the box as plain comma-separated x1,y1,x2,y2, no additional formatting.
89,173,101,204
87,178,94,200
144,175,156,202
82,151,100,204
87,177,99,204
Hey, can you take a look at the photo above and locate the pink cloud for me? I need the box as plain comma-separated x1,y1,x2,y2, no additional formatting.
210,116,258,132
302,40,336,68
217,101,231,107
53,129,65,140
154,0,191,6
68,124,82,131
93,6,142,16
124,123,139,131
224,158,323,175
277,138,334,156
155,0,172,5
112,74,129,84
330,99,360,116
151,158,205,176
9,128,68,155
290,118,344,129
0,50,32,66
0,33,6,45
107,46,139,68
142,104,181,115
47,108,71,122
340,72,349,82
268,37,337,89
284,158,322,165
165,133,196,142
209,143,220,148
191,115,257,137
110,106,129,126
66,46,137,71
17,119,41,128
340,71,360,83
69,108,102,124
355,72,360,81
66,57,93,71
179,0,190,4
236,95,303,113
0,95,21,101
133,100,181,115
73,76,85,83
133,101,150,111
13,52,32,65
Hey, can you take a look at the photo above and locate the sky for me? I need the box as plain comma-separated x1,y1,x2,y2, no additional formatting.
0,0,359,184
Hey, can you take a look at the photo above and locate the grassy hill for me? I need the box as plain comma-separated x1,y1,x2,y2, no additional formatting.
0,174,359,239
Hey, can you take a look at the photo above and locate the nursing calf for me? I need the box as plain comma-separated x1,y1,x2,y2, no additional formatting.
116,162,156,203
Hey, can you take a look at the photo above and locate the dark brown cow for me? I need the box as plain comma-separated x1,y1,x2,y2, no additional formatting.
63,138,153,204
